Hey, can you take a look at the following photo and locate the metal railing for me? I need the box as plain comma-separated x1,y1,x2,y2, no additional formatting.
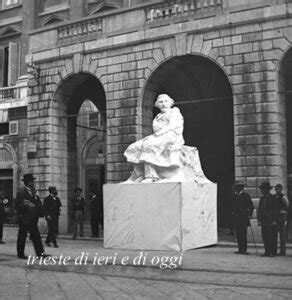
146,0,223,22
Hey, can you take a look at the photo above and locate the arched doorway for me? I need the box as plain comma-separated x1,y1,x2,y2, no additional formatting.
52,72,106,232
280,48,292,199
80,135,105,224
143,55,234,227
0,143,17,223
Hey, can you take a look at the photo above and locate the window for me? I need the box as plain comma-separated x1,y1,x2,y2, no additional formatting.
9,121,18,135
0,42,18,87
89,112,104,128
8,106,27,120
40,0,68,12
0,122,9,136
2,0,21,9
2,47,8,87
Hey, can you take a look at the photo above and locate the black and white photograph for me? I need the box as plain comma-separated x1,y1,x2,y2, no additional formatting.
0,0,292,299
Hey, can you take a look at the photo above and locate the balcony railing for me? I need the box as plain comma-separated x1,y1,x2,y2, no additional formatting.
30,0,227,50
0,87,14,100
0,85,27,102
146,0,222,22
57,18,103,44
55,1,222,44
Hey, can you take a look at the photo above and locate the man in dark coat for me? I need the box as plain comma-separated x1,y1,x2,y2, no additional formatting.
257,181,279,257
232,180,254,255
16,173,49,259
43,186,62,248
72,187,85,239
275,184,289,256
287,195,292,241
89,192,100,238
0,189,8,244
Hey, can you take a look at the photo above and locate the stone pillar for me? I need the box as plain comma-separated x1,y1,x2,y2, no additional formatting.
104,45,144,182
232,72,284,199
21,0,39,75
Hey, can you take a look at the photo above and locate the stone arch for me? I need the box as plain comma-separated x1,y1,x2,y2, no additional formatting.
142,53,234,227
0,143,17,198
144,37,232,95
0,143,17,164
59,54,106,86
275,41,292,88
278,46,292,196
49,71,106,232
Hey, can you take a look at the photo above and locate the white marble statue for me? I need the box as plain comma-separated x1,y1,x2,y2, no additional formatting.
124,94,208,183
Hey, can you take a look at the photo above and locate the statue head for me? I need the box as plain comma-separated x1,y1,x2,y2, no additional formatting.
154,94,174,111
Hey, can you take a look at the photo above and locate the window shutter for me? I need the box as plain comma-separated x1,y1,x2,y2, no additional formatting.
8,42,18,86
0,47,5,87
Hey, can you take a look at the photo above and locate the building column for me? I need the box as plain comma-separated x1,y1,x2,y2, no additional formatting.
21,0,39,76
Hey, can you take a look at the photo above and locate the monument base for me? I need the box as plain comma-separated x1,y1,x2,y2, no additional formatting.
104,182,217,251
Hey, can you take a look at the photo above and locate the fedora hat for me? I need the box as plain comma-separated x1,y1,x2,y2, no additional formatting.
74,187,82,192
259,181,272,190
234,180,245,187
48,186,57,193
22,173,36,182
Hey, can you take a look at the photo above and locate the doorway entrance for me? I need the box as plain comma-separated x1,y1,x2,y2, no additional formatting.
52,72,106,232
143,55,234,227
280,48,292,198
0,169,13,223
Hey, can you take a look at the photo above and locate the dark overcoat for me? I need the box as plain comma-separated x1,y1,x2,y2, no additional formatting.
43,195,62,220
257,194,279,225
232,191,254,227
15,187,43,225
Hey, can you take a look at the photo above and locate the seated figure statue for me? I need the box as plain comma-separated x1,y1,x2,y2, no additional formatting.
124,94,208,183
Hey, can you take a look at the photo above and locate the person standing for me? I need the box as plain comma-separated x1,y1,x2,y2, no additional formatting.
275,184,289,256
16,174,49,259
257,182,279,257
43,186,62,248
89,192,101,238
0,189,7,244
287,201,292,241
232,180,254,255
72,187,85,239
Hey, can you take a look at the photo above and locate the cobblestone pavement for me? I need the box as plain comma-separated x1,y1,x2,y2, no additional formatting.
0,227,291,299
0,263,291,300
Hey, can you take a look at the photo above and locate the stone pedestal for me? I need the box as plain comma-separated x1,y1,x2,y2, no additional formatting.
104,182,217,251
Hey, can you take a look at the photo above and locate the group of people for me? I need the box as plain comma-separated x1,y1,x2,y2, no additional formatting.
0,173,102,259
71,187,103,239
1,169,290,260
232,180,290,257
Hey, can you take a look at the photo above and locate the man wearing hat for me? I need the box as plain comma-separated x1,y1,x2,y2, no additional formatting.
15,174,49,259
275,183,289,256
89,191,102,238
43,186,62,248
71,187,85,239
232,180,254,255
258,181,279,257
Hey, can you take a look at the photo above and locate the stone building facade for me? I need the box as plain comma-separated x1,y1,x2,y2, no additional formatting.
1,0,292,232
